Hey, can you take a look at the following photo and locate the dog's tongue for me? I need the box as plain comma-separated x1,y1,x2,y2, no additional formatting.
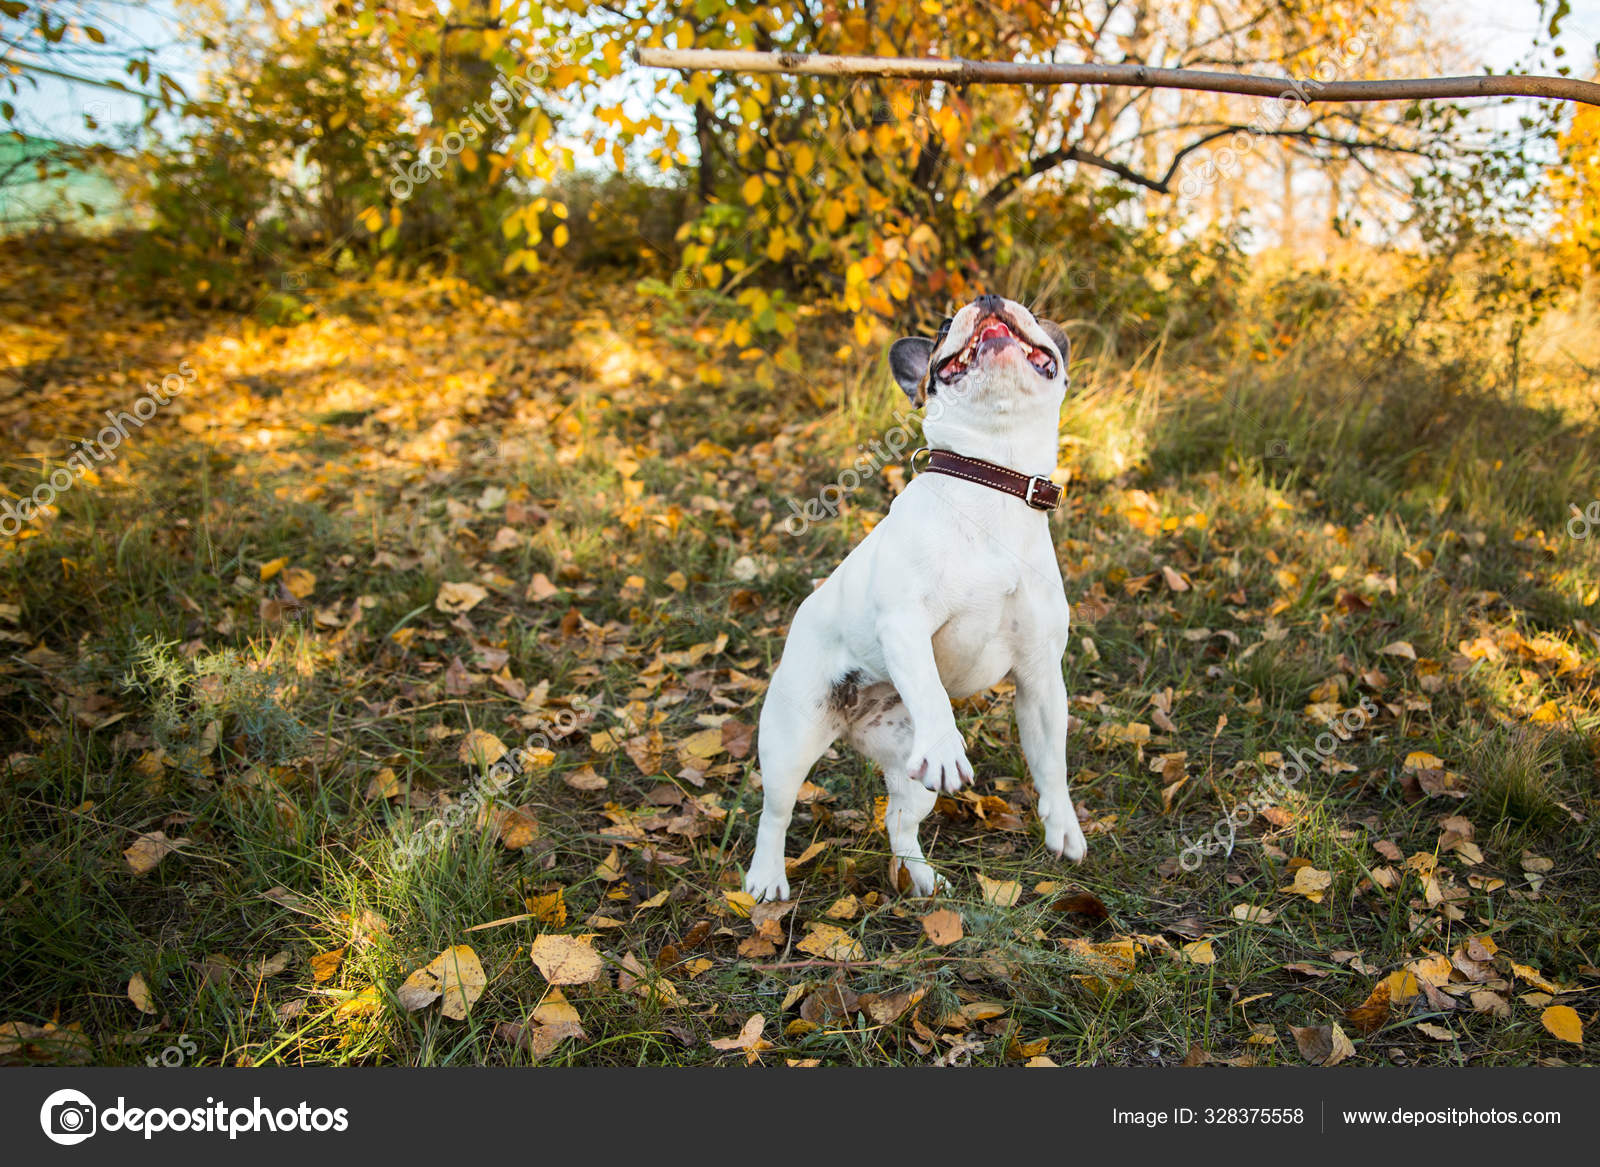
977,320,1013,343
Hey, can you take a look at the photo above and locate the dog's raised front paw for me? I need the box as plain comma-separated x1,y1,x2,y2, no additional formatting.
743,858,791,903
909,736,973,794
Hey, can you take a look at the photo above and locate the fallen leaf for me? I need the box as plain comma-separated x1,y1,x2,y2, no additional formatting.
1282,865,1333,902
123,830,188,875
977,874,1022,908
525,890,567,926
1181,940,1216,964
127,973,156,1015
824,894,860,921
530,934,604,985
396,945,486,1020
1540,1005,1583,1044
921,909,964,946
281,566,317,598
457,729,507,767
710,1013,773,1063
796,923,864,961
310,948,344,983
1290,1022,1355,1065
436,581,489,613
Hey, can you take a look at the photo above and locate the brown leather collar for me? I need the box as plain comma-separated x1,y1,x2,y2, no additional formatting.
913,448,1063,511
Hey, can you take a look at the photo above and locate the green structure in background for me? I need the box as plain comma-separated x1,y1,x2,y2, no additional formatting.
0,134,130,233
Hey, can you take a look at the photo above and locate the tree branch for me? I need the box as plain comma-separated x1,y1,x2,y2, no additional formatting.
634,49,1600,108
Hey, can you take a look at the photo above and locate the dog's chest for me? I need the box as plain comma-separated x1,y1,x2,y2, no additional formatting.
927,555,1064,697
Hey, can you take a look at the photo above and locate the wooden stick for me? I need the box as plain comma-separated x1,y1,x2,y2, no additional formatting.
635,48,1600,108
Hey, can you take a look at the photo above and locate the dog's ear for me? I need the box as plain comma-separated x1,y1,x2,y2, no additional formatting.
888,336,936,402
1038,320,1071,369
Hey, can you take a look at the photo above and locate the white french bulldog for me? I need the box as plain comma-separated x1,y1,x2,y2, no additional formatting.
743,294,1087,902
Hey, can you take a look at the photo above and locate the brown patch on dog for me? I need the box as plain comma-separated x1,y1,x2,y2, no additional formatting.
827,669,864,715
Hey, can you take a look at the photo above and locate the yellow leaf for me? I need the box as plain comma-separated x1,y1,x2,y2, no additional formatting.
552,223,569,248
676,727,725,761
259,556,288,581
128,972,156,1015
796,923,864,961
435,580,488,613
1281,865,1333,902
310,948,344,983
460,147,478,173
741,173,765,205
1541,1004,1583,1044
123,830,186,875
281,567,316,598
530,934,603,985
525,890,567,926
457,729,507,767
1181,940,1216,964
396,945,486,1020
977,874,1022,907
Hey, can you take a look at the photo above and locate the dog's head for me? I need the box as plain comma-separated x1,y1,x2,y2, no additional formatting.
888,295,1071,412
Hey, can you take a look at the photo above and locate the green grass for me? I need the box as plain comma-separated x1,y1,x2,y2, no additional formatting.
1,237,1597,1067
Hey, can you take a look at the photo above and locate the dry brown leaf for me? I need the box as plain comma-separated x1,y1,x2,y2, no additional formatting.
123,830,188,875
710,1013,773,1063
921,908,964,946
1289,1023,1355,1065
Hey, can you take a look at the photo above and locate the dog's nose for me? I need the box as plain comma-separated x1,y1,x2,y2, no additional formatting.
973,294,1004,314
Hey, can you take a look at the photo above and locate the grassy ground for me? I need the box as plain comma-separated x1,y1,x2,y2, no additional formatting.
1,234,1597,1067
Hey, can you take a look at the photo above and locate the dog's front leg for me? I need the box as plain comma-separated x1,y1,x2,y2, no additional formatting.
879,616,973,793
1014,668,1088,861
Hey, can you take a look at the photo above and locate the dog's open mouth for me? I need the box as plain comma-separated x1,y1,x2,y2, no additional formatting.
934,312,1058,383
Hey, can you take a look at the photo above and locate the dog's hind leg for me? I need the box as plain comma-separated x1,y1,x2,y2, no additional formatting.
845,687,947,896
744,665,839,903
